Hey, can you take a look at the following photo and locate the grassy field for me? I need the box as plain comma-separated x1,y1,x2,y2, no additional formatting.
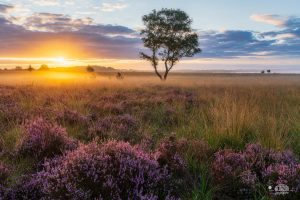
0,71,299,199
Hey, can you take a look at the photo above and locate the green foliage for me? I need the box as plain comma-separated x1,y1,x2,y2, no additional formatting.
186,160,215,200
141,9,201,80
0,127,22,154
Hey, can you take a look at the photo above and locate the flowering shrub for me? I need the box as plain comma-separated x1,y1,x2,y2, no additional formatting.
156,136,212,165
17,117,77,159
88,114,140,142
0,98,25,125
0,162,10,198
212,144,300,198
0,162,9,183
155,136,191,193
6,175,44,200
102,102,126,114
163,107,179,126
56,108,88,125
18,141,182,199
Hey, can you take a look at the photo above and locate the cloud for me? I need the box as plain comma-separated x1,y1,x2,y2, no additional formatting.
0,4,14,13
65,0,75,5
198,30,271,58
30,0,60,6
0,8,299,62
251,14,300,52
250,14,286,27
198,27,300,58
195,14,300,59
101,2,128,12
16,12,135,35
251,14,300,29
285,17,300,29
0,11,140,59
23,13,93,32
80,24,135,35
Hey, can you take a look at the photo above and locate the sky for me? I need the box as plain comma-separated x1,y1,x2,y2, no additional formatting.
0,0,300,72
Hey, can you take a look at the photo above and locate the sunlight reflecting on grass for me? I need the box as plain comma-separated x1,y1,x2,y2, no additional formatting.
43,71,83,81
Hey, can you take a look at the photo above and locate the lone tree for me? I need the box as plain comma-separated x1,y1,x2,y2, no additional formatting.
27,65,34,72
140,8,201,80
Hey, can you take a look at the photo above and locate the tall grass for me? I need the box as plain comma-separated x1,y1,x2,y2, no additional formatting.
0,72,299,199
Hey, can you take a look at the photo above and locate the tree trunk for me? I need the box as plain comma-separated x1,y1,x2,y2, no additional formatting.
154,67,163,80
163,60,174,81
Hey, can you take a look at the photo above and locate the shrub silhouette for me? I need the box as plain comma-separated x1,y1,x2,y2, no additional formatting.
27,65,34,72
39,64,49,71
86,65,95,73
116,72,124,80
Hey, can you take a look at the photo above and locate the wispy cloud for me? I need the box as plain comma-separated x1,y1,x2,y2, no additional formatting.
101,2,128,12
30,0,60,6
250,14,286,27
22,13,93,32
250,14,300,29
0,4,14,13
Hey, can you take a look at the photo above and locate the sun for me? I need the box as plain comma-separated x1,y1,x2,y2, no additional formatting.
56,57,65,63
52,56,74,66
54,57,69,66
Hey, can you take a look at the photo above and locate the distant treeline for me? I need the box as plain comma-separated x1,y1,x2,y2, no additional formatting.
0,65,118,73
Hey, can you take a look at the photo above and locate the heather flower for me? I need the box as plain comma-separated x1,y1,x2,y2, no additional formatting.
0,98,26,125
0,162,10,199
263,163,300,189
6,175,44,200
212,143,300,198
155,136,190,192
213,150,248,184
20,141,182,199
102,102,125,114
56,108,88,125
17,117,77,159
163,107,179,126
88,114,140,142
239,170,257,185
0,162,9,183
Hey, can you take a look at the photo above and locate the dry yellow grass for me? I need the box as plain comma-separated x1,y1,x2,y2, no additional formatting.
0,71,299,154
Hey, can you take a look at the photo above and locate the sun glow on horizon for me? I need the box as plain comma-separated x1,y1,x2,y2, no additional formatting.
0,57,83,67
53,57,74,66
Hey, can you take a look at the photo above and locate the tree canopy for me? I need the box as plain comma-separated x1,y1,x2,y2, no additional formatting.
140,8,201,80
